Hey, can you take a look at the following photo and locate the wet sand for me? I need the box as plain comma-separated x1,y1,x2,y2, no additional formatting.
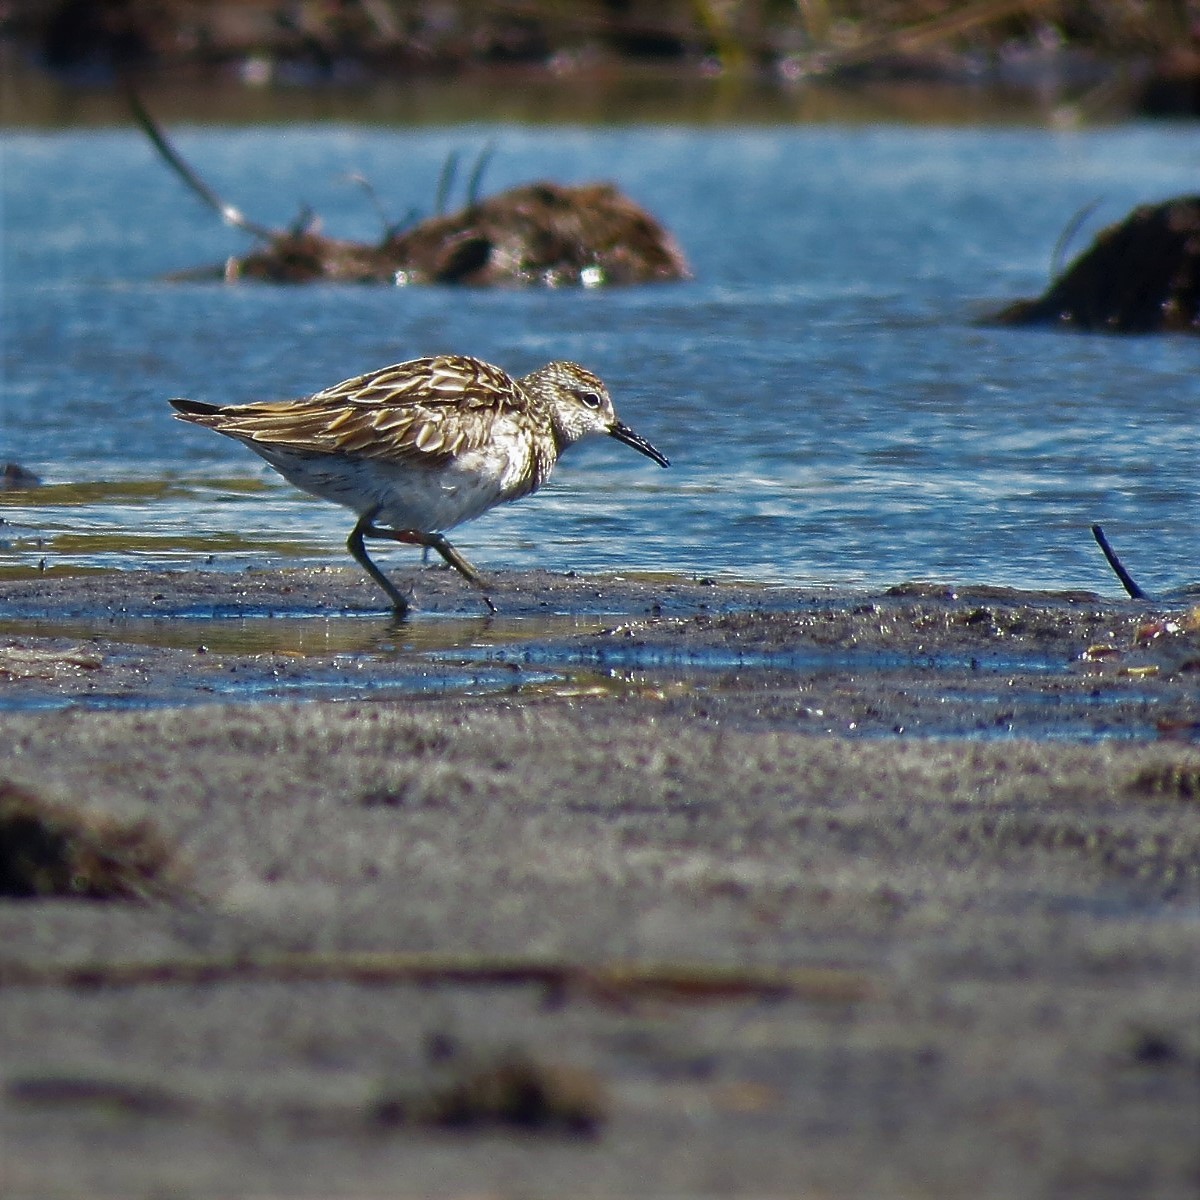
1,568,1199,1198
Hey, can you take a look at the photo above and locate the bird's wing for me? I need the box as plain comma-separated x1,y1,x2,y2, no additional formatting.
186,356,535,464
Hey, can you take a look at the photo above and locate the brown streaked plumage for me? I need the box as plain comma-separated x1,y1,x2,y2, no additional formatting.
170,354,669,616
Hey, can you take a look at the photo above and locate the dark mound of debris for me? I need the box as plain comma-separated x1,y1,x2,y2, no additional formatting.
192,181,690,287
992,197,1200,334
134,95,690,289
0,778,186,901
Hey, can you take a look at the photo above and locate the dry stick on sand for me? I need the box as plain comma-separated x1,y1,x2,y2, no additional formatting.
0,951,873,1006
1091,524,1149,600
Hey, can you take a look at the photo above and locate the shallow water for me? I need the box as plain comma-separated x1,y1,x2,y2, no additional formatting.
3,122,1198,596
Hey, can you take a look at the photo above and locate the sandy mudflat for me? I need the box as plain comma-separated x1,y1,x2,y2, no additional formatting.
1,568,1198,1198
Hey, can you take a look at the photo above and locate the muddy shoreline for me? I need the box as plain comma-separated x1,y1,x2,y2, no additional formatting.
0,566,1197,738
2,568,1199,1197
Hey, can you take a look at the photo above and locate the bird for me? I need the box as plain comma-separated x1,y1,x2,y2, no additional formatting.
169,353,669,616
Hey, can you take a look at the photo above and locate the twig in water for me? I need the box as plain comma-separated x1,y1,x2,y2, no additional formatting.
346,171,415,241
1051,199,1103,281
126,89,276,241
1091,524,1148,600
434,149,460,217
286,203,318,238
465,142,496,208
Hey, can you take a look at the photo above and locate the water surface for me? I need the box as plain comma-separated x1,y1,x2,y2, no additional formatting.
3,123,1198,596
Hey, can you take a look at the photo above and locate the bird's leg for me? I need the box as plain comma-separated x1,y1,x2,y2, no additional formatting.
347,510,411,617
362,524,495,613
417,533,485,586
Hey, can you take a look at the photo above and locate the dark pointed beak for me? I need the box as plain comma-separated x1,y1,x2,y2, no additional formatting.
609,421,670,468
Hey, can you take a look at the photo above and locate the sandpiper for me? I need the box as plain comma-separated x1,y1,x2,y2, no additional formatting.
170,354,669,615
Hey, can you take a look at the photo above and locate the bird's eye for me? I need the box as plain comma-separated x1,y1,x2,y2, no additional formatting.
575,389,603,409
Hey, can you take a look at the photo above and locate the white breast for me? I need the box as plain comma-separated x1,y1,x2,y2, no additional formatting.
251,419,546,533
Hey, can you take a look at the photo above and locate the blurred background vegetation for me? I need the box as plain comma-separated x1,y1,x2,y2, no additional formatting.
0,2,1194,74
2,1,1198,120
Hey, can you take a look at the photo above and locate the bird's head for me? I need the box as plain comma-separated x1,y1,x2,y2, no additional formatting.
525,361,669,468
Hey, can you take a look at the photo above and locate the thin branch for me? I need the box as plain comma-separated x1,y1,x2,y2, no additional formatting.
434,149,460,217
286,203,318,238
347,171,392,237
0,950,873,1005
348,172,419,241
1051,199,1103,281
126,89,277,241
1091,524,1149,600
465,142,496,208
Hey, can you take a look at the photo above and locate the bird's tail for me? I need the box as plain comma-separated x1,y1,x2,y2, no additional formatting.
170,397,223,417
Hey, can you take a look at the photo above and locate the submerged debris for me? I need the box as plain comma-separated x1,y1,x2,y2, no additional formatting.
0,779,185,901
992,197,1200,334
135,95,689,288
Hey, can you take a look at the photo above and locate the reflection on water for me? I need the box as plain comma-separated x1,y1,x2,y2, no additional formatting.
3,122,1199,595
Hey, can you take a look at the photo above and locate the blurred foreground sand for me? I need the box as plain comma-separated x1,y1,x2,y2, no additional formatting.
1,569,1198,1197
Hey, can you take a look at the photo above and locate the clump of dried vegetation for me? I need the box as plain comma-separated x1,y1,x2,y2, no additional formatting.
373,1050,608,1136
0,778,186,901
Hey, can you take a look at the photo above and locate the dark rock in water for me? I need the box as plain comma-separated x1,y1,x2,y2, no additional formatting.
1,463,41,491
182,182,690,288
992,197,1200,334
